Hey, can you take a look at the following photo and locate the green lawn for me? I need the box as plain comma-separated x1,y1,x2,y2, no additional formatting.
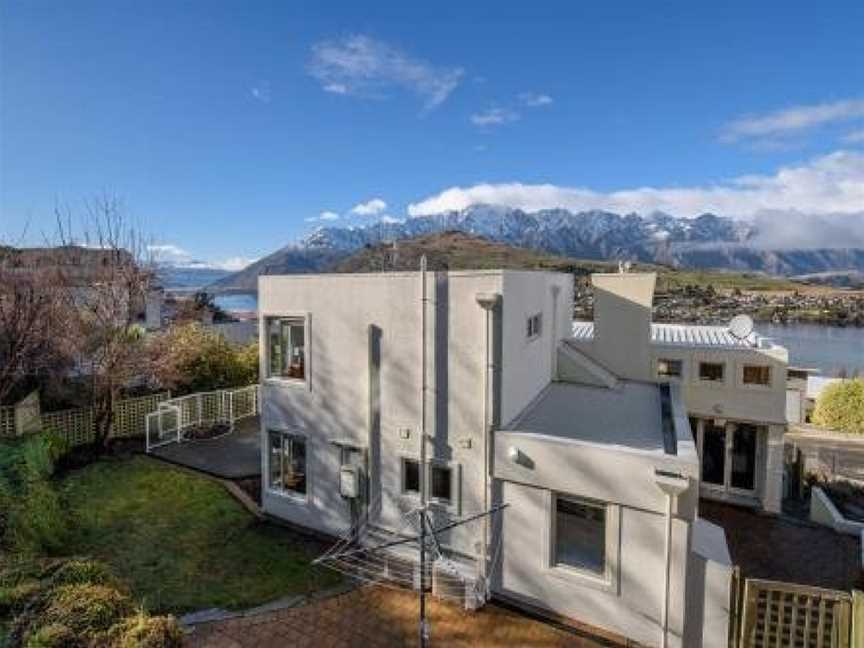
59,456,339,613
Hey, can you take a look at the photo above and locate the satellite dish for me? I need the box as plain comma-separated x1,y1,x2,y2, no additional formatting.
728,314,754,340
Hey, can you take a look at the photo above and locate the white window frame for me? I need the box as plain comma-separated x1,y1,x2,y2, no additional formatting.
695,418,763,498
526,312,543,341
739,364,773,390
697,360,726,384
398,455,461,514
266,429,310,503
655,357,685,381
262,312,311,390
544,492,620,593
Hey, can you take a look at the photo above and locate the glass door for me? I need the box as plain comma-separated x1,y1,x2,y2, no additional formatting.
730,424,758,492
701,420,726,487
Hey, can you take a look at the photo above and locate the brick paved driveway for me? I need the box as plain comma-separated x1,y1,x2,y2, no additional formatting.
185,585,615,648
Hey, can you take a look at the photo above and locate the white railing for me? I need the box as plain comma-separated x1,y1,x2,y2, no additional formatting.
146,384,259,452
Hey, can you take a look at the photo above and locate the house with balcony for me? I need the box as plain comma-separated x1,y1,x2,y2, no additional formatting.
256,268,785,647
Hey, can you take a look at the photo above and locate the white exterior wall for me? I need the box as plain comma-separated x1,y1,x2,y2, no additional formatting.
493,407,700,648
258,270,572,558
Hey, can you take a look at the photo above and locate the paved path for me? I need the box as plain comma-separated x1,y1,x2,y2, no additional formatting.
150,416,260,479
185,585,620,648
700,500,861,591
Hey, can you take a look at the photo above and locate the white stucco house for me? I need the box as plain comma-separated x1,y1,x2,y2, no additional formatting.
257,269,788,647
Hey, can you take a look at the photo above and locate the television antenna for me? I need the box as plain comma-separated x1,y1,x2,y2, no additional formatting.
728,314,754,341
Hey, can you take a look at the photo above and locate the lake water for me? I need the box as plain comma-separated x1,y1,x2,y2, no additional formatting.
214,292,862,376
760,322,863,376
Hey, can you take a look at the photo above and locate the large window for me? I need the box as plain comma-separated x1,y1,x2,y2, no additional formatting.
268,431,307,497
430,465,452,504
695,418,762,495
657,358,683,379
553,496,606,576
742,365,771,386
698,362,725,383
402,458,420,495
267,317,306,381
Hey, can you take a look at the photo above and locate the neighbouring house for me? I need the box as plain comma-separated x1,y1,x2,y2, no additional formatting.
257,269,781,647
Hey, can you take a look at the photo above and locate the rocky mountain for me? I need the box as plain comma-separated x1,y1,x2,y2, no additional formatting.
209,205,864,291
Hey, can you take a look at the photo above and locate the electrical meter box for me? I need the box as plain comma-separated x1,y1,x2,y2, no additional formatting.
339,464,360,498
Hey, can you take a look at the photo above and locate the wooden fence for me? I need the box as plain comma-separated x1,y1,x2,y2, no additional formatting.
0,405,14,437
733,576,863,648
6,391,170,447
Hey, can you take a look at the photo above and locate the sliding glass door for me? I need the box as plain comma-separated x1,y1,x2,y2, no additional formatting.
697,419,762,497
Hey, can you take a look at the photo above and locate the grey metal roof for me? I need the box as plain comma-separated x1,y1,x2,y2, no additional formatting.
571,321,770,350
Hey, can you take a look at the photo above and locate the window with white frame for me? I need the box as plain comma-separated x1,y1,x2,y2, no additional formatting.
742,365,771,386
266,317,306,381
553,495,606,576
657,358,683,379
400,458,455,505
526,313,543,340
401,458,420,495
698,361,725,382
268,430,307,497
429,464,453,504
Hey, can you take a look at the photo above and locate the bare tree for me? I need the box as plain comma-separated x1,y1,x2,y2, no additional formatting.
0,249,65,403
53,194,157,447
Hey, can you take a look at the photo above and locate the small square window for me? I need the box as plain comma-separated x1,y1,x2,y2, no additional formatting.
554,496,606,576
657,358,683,378
402,458,420,495
743,365,771,386
527,313,543,339
266,317,306,381
430,465,452,503
699,362,725,382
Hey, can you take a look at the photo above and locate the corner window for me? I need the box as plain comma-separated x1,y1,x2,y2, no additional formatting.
698,362,725,383
657,358,683,379
266,317,306,381
743,365,771,386
402,458,420,495
554,496,606,576
526,313,543,340
268,431,307,497
430,465,452,503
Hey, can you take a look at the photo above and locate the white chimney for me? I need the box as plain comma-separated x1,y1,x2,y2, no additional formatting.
590,273,656,380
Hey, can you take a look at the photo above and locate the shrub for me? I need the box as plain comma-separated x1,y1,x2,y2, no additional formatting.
8,481,70,555
0,580,42,616
48,559,119,589
107,612,184,648
21,434,69,483
151,322,258,395
39,584,134,639
24,623,79,648
812,378,864,434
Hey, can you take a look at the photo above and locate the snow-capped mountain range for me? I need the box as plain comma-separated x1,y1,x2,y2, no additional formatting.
208,205,864,291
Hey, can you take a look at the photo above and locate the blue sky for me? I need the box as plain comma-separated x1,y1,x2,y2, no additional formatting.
1,0,863,267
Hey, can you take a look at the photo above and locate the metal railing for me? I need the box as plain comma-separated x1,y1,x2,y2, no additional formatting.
145,384,259,452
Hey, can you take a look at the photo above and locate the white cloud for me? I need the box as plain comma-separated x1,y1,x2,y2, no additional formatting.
722,98,864,142
470,107,520,127
305,210,341,222
250,80,271,103
379,215,403,224
519,92,553,107
308,35,464,111
842,129,864,144
407,150,864,219
147,243,191,264
351,198,387,215
215,256,258,271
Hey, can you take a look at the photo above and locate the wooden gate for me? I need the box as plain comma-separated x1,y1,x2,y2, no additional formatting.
737,578,853,648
